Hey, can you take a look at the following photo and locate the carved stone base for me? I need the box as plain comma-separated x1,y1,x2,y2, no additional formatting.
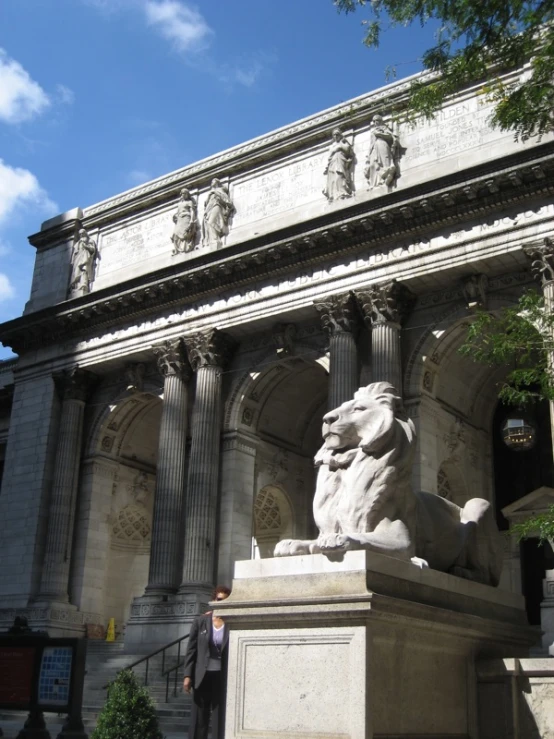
124,592,210,652
0,603,100,638
219,551,537,739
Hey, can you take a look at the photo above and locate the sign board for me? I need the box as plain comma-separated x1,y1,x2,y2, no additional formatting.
0,636,86,714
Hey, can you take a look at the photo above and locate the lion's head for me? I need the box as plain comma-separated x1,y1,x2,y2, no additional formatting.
320,382,409,457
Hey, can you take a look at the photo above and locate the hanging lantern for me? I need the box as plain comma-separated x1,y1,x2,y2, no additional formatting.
501,413,537,451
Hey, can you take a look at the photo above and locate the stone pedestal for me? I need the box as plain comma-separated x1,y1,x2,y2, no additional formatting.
219,551,537,739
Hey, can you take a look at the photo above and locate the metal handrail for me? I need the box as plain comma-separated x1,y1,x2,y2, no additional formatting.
102,634,189,689
162,637,188,702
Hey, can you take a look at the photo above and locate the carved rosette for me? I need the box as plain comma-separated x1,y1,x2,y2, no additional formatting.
184,328,237,371
523,238,554,285
55,367,97,402
356,280,415,326
314,293,358,335
153,338,191,379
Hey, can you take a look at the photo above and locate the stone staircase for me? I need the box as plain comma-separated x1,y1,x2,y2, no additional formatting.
82,637,192,734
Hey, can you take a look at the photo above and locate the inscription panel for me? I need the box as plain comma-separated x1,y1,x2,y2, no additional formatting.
402,98,498,167
233,153,328,227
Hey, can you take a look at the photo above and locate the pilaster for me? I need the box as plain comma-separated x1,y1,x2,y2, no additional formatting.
37,368,97,603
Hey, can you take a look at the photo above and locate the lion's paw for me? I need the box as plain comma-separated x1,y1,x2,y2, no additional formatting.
274,539,312,557
410,556,429,570
317,533,350,551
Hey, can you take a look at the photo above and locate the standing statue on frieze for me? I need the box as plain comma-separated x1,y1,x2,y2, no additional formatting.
364,114,401,191
171,187,198,254
68,228,98,298
323,127,354,202
202,178,235,249
275,382,503,587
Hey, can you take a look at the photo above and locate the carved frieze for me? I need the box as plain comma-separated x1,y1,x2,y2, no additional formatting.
184,328,237,370
462,274,488,310
124,362,146,392
314,292,358,335
272,323,297,356
152,338,191,379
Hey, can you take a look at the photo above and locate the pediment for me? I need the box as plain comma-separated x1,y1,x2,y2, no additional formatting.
501,487,554,519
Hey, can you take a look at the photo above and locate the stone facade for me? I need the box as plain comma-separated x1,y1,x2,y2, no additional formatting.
1,68,554,647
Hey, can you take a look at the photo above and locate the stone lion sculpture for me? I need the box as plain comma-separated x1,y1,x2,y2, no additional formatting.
274,382,503,586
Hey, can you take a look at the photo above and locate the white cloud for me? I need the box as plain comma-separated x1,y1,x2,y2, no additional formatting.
0,49,50,124
0,274,15,302
0,159,57,225
143,0,213,53
56,84,75,106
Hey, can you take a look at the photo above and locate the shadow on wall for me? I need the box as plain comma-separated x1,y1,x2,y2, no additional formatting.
477,658,553,739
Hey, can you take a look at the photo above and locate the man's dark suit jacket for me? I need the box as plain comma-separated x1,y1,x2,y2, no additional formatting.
183,613,230,690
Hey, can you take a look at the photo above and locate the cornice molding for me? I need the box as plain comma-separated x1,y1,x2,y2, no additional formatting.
82,73,437,224
2,148,554,354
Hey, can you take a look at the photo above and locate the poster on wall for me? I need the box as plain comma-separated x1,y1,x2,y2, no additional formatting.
0,647,35,708
37,646,73,707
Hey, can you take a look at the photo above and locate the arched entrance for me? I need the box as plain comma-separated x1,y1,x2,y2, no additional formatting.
71,378,163,631
218,350,328,583
405,303,553,628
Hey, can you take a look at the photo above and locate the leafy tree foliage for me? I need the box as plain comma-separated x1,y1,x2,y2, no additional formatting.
459,289,554,406
335,0,554,140
91,669,163,739
509,505,554,545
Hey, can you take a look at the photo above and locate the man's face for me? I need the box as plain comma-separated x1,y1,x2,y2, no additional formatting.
215,591,229,602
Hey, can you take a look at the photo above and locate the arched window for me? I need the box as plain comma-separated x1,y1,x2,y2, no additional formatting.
437,466,453,501
252,485,292,559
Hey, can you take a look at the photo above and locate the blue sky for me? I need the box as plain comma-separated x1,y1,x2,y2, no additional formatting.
0,0,435,358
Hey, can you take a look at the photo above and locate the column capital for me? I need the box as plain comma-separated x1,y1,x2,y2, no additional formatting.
523,238,554,287
314,292,358,335
153,338,191,380
54,367,97,402
184,328,237,371
355,279,415,327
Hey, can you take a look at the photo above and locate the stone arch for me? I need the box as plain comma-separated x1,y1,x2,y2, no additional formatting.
217,347,328,583
224,342,329,433
404,293,520,405
252,484,293,559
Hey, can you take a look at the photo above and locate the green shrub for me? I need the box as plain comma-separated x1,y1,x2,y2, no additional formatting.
91,669,163,739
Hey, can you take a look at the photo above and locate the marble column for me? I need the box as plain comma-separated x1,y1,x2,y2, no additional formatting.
314,292,359,410
356,279,415,395
38,368,96,602
180,328,237,594
145,338,191,595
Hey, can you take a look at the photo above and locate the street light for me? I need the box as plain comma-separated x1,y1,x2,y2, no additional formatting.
501,413,537,451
